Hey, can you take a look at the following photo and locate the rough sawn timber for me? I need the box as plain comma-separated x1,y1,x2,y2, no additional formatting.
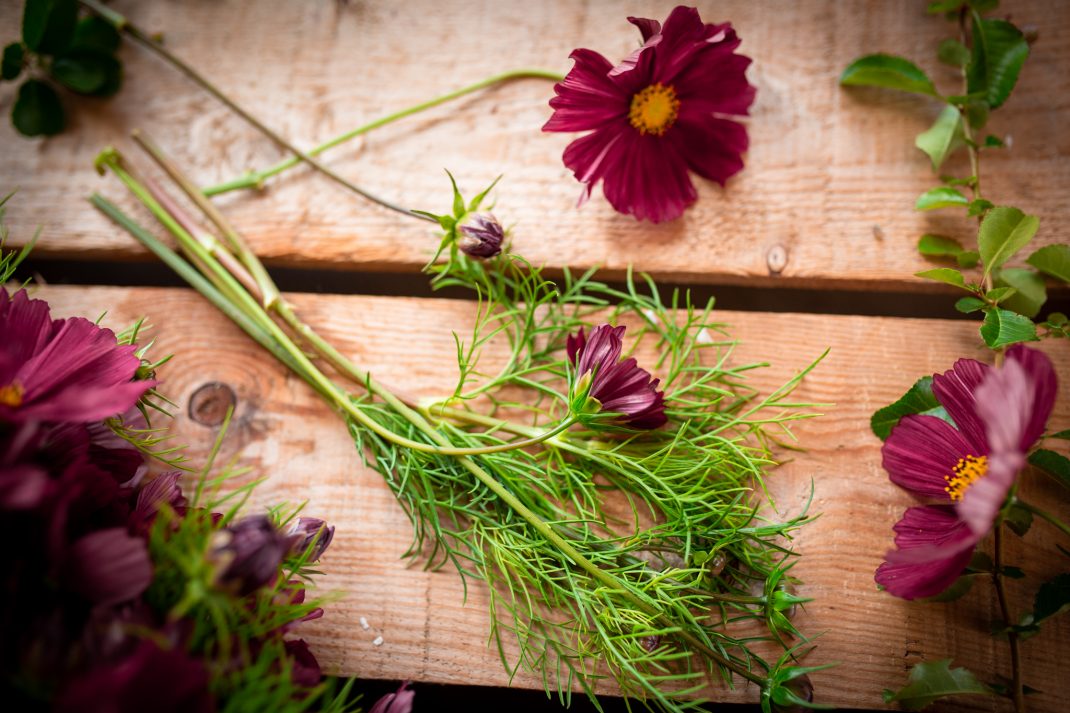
37,285,1070,712
2,0,1069,291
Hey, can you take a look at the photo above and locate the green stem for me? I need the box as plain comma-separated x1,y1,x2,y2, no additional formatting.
203,68,564,197
992,525,1025,713
1017,500,1070,539
78,0,423,220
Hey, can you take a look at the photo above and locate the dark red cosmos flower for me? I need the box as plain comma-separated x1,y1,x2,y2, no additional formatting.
543,6,756,223
875,346,1056,600
211,515,298,596
567,325,666,429
0,288,155,423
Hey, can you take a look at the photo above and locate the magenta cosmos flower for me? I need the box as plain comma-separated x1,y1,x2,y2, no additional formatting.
567,324,666,429
875,346,1057,599
0,288,155,423
543,6,756,223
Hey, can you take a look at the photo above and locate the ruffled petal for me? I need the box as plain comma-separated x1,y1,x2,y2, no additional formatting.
670,115,748,185
674,52,756,117
544,49,629,133
601,131,697,223
1005,345,1058,449
560,121,630,204
931,357,990,454
627,16,661,43
882,414,973,501
653,10,740,85
64,527,153,605
874,505,976,600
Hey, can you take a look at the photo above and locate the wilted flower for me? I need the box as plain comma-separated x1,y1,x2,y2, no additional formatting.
286,516,335,562
210,515,296,596
457,214,504,258
0,288,155,423
369,682,415,713
543,6,756,222
875,346,1056,599
567,324,666,429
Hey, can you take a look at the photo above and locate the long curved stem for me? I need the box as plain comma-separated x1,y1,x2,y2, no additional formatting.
992,525,1024,713
203,68,564,197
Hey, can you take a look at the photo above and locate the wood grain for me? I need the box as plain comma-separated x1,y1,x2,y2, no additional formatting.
35,284,1070,711
2,0,1068,291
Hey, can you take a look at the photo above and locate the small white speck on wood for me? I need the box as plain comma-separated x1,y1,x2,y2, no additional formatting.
359,616,370,630
372,636,384,647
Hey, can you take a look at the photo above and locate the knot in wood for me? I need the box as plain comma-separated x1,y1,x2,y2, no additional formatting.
188,382,237,426
765,244,789,276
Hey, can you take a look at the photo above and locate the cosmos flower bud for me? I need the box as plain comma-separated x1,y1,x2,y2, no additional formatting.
286,516,335,562
210,515,296,596
457,214,504,258
770,673,815,713
566,324,666,429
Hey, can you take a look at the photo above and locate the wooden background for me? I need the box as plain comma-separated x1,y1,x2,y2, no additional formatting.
3,0,1070,710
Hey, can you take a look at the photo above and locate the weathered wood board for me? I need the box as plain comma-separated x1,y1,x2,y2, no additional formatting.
37,285,1070,711
3,0,1069,290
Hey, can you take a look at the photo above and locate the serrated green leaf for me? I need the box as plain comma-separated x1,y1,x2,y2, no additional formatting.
955,296,986,313
916,268,969,289
2,42,24,81
918,233,965,258
1033,573,1070,623
51,52,108,94
979,206,1039,279
871,376,953,440
883,660,995,710
69,16,121,55
957,250,980,268
11,78,64,137
840,54,938,96
968,15,1029,110
915,106,964,171
996,267,1046,318
916,187,969,211
980,307,1038,348
22,0,78,55
984,286,1016,303
938,38,971,67
1026,244,1070,284
967,198,994,217
1029,449,1070,489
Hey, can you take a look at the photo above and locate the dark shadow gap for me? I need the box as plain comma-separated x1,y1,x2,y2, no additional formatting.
18,258,1070,321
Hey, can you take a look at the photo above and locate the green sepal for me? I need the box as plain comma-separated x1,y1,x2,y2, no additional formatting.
882,659,996,710
871,375,952,440
840,54,938,96
1026,244,1070,284
916,187,969,211
2,42,24,81
980,307,1038,348
11,78,65,137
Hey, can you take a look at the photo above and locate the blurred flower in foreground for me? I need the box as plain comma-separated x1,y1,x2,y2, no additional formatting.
287,516,335,562
211,515,297,596
369,681,415,713
0,288,155,423
567,324,666,429
543,6,756,222
875,346,1056,599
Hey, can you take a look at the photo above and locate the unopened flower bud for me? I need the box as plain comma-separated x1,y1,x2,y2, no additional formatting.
210,516,295,596
640,634,661,653
457,214,504,258
707,550,728,578
287,517,335,562
771,673,814,713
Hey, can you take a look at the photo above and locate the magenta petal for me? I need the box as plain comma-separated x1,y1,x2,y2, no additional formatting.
65,527,153,605
931,358,990,454
875,506,976,600
1005,345,1058,449
544,49,629,133
675,52,756,117
601,132,697,223
671,116,748,185
561,122,629,203
627,16,661,42
882,414,973,501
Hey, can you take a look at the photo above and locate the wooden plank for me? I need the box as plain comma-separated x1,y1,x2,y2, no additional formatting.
2,0,1068,291
35,284,1070,711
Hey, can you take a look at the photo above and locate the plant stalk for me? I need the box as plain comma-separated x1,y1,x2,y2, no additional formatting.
992,525,1024,713
1017,500,1070,539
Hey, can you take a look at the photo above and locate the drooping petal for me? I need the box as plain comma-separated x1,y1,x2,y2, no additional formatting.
601,131,697,223
544,49,629,133
64,527,153,605
566,327,587,365
627,15,662,43
874,505,976,600
882,414,974,501
931,357,990,455
670,115,748,186
1005,345,1058,450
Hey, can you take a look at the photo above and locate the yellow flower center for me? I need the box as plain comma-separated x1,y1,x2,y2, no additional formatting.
629,83,680,136
0,381,24,408
944,454,988,502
